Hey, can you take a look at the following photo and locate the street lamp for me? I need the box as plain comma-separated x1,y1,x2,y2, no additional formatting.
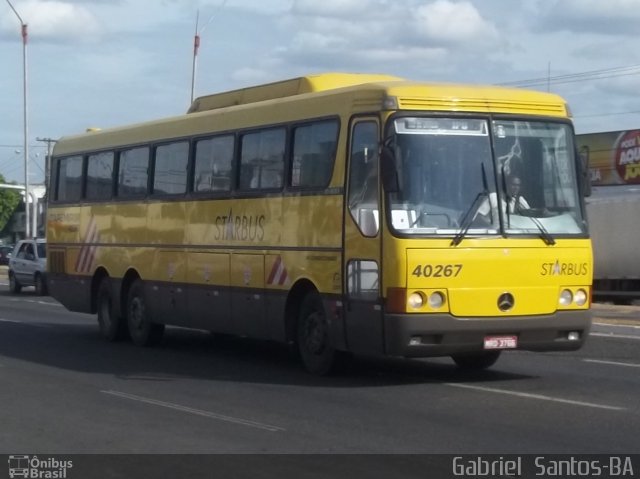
6,0,30,238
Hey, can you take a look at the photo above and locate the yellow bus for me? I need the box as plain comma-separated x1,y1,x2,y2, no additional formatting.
47,73,592,374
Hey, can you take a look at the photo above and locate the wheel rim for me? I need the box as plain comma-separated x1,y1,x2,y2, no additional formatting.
129,297,145,331
303,311,327,355
98,293,111,327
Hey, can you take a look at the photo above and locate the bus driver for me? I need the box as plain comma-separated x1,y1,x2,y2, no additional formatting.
476,174,530,220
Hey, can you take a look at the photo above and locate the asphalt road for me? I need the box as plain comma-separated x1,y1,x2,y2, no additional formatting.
0,281,639,458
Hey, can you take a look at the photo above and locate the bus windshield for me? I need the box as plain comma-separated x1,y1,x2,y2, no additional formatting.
387,117,586,237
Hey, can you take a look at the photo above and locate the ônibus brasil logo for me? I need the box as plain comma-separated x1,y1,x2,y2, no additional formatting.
8,455,73,479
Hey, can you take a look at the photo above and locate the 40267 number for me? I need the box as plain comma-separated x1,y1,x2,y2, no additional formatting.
411,264,463,278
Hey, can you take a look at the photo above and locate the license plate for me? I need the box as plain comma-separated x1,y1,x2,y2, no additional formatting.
484,335,518,350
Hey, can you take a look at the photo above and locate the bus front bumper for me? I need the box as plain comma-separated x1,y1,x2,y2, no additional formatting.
384,310,592,358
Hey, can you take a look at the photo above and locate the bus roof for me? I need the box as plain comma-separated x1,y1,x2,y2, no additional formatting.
187,72,404,113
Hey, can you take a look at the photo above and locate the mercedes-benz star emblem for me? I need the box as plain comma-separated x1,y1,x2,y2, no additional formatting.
497,293,515,312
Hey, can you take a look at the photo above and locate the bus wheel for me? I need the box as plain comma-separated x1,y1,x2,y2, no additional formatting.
451,351,501,370
126,280,164,347
297,292,341,375
97,279,127,341
35,274,47,296
9,272,21,294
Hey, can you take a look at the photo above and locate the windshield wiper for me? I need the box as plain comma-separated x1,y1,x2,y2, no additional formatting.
451,164,489,247
529,215,556,245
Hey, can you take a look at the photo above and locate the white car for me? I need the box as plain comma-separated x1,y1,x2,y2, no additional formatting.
8,238,48,295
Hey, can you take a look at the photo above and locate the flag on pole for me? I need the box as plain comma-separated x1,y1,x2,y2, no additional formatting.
194,33,200,56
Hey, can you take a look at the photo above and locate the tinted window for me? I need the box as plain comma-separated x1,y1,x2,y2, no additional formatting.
239,128,285,190
86,151,114,201
194,135,233,193
153,142,189,195
291,120,338,188
118,147,149,198
57,156,83,202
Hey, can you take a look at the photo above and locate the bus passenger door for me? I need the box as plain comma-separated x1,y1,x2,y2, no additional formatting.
343,118,384,355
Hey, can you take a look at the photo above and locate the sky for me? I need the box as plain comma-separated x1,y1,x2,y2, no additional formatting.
2,0,640,185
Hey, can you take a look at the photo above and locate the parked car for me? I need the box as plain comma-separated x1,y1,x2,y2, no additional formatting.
0,245,13,265
8,238,47,295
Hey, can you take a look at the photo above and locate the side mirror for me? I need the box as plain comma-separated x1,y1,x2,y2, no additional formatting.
380,146,399,193
577,147,591,197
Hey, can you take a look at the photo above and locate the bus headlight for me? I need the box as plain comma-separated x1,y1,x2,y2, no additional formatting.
559,289,573,306
574,289,588,306
428,291,445,309
408,292,424,309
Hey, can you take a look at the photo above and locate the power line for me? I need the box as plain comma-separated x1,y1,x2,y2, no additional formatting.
499,63,640,88
574,110,640,119
0,144,47,149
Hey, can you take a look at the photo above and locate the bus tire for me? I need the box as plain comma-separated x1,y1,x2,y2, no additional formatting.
126,279,164,347
297,292,342,375
35,273,47,296
9,272,21,294
97,279,127,341
451,351,501,370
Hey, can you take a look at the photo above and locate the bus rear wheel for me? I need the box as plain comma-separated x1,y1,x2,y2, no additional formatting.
126,280,164,347
97,279,127,341
297,292,343,375
451,351,501,370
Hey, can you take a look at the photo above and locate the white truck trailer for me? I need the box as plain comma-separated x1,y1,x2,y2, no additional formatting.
578,128,640,303
586,185,640,303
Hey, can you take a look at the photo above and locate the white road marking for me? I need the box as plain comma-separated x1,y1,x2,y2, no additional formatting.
583,359,640,368
8,298,63,307
593,322,640,330
101,390,285,432
445,383,624,411
590,332,640,341
0,317,52,328
0,318,22,323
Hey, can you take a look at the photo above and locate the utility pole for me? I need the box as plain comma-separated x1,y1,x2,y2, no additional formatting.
36,137,56,188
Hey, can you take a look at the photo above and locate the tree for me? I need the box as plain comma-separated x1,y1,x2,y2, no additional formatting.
0,175,23,233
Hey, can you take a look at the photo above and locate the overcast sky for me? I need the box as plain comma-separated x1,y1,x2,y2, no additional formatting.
2,0,640,184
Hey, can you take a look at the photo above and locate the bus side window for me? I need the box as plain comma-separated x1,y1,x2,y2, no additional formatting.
117,146,149,198
56,155,84,202
348,121,379,237
240,128,285,191
194,135,233,193
291,120,338,188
